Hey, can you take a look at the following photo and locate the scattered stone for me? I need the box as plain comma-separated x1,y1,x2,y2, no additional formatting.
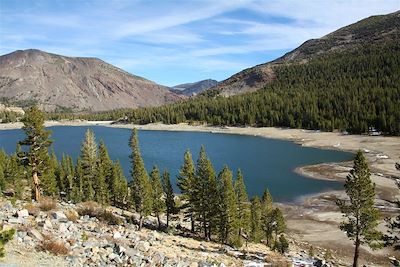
59,223,68,233
108,252,118,260
17,209,29,218
8,218,22,224
116,244,126,254
136,241,150,252
51,211,68,222
113,231,122,239
28,229,43,241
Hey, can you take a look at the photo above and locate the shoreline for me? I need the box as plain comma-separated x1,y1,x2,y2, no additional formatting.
1,120,399,200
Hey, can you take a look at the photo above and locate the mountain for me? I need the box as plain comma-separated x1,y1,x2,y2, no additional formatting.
172,79,218,96
213,11,400,96
0,49,183,112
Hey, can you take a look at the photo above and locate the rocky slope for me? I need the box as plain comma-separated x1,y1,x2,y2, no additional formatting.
172,79,218,96
0,198,346,267
213,11,400,96
0,49,183,112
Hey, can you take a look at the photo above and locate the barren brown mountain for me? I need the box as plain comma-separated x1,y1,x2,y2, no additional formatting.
212,11,400,96
0,49,183,112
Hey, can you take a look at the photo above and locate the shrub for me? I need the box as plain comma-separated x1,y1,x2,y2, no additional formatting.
76,202,122,225
0,228,15,257
76,201,101,217
97,210,122,226
38,236,69,255
64,209,79,222
24,203,39,216
38,197,57,211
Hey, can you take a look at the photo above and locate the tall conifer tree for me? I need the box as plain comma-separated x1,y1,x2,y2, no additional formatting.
218,166,240,246
150,166,165,229
177,150,196,232
129,128,152,229
337,151,382,267
19,106,52,201
162,170,176,228
235,169,250,243
80,129,97,201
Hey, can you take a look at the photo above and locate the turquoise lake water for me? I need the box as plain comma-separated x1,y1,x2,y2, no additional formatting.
0,126,353,202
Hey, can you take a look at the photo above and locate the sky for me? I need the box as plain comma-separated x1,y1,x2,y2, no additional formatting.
0,1,399,86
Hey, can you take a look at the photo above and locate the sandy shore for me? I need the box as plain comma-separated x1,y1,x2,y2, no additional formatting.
2,120,400,264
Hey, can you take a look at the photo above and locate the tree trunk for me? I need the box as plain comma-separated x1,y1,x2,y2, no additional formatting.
166,211,170,227
157,213,161,229
353,237,360,267
191,214,195,233
139,215,143,230
33,171,40,201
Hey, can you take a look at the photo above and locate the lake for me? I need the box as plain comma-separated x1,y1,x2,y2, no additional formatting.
0,126,353,202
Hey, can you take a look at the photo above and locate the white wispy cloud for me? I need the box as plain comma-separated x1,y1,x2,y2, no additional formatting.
0,0,398,85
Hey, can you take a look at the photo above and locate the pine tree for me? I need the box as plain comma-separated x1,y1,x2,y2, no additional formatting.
162,169,176,228
0,164,5,194
194,146,217,240
129,128,152,229
177,149,196,232
4,153,25,199
80,129,97,201
93,162,109,205
60,155,74,200
98,141,113,203
261,189,274,246
40,152,58,197
217,165,240,246
336,151,382,267
111,160,128,207
150,166,165,229
250,196,262,243
71,157,84,203
235,169,250,244
19,106,52,201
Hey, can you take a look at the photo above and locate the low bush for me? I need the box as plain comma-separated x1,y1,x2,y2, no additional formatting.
38,197,57,211
64,209,79,222
76,202,122,225
38,236,69,255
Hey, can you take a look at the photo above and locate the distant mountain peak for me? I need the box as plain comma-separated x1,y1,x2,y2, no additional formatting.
0,49,183,112
172,79,218,96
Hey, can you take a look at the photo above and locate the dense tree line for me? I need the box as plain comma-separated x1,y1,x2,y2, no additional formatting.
0,107,288,251
48,42,400,135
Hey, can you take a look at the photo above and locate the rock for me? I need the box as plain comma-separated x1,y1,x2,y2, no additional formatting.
51,211,68,222
136,241,150,252
113,231,122,239
152,252,165,265
43,219,53,230
28,229,43,241
17,209,29,218
8,218,22,224
59,223,68,233
92,246,100,254
17,231,27,239
109,253,118,260
116,244,126,254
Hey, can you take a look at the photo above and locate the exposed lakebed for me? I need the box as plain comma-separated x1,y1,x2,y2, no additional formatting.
0,126,353,202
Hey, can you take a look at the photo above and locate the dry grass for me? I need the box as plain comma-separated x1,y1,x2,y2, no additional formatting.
38,236,69,255
24,203,39,216
64,209,79,222
38,197,57,211
76,202,122,225
76,201,101,217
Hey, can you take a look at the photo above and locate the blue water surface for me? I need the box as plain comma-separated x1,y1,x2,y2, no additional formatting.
0,126,353,202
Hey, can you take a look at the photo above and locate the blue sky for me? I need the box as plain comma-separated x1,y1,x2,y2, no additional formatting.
0,0,399,86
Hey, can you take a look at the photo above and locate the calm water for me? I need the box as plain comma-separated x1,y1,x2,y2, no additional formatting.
0,126,353,202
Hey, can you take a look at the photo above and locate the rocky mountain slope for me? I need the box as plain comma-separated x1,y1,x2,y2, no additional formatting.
0,49,183,112
213,11,400,96
172,79,218,96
